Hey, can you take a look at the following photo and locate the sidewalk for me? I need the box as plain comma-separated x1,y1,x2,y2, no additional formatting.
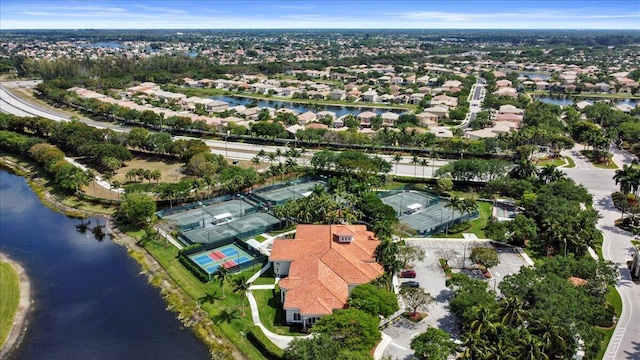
246,262,309,350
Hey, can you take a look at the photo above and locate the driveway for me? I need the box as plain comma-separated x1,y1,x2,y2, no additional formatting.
382,238,530,360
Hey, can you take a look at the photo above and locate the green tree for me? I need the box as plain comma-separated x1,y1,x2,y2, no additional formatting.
213,266,230,298
347,283,399,317
284,333,341,360
311,308,381,353
116,192,156,225
469,247,500,270
400,286,433,316
410,327,457,360
232,276,250,316
436,177,453,194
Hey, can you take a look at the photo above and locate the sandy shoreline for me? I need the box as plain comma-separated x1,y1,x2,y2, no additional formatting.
0,253,32,360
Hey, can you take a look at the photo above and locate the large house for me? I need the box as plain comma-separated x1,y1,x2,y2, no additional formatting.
269,224,383,329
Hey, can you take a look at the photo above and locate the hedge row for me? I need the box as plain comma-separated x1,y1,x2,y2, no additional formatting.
247,325,284,360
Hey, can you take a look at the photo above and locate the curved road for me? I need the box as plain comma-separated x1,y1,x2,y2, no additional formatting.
562,145,640,360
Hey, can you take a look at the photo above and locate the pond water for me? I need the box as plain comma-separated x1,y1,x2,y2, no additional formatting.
536,97,638,108
78,42,126,49
0,169,210,360
211,95,407,117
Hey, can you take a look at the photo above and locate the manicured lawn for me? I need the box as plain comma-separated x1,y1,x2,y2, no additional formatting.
139,238,268,360
536,157,567,167
0,262,20,348
251,288,301,336
254,235,268,243
442,201,492,239
596,286,623,360
564,155,576,168
252,268,276,286
580,150,618,169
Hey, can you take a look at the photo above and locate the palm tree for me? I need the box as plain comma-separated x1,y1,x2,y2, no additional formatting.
111,180,121,200
411,155,419,176
150,170,162,185
516,333,548,360
614,164,639,196
538,164,566,184
469,305,498,336
275,148,283,163
232,276,250,316
445,196,464,230
461,198,479,218
103,171,114,187
459,333,490,360
214,266,230,298
251,155,261,167
529,317,567,357
85,169,96,196
509,158,538,180
420,158,429,178
393,153,402,175
498,296,530,327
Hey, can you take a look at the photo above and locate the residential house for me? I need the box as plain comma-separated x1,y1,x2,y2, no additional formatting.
429,126,454,138
416,112,439,127
298,111,317,125
493,87,518,98
269,224,383,329
362,90,378,102
423,105,449,120
381,112,400,125
496,79,513,88
316,111,336,122
329,89,347,101
431,95,458,108
357,111,377,128
498,105,524,116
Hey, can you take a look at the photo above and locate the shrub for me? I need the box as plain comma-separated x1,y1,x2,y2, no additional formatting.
247,325,284,359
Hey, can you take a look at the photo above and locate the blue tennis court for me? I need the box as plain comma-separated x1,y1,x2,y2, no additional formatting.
188,243,256,275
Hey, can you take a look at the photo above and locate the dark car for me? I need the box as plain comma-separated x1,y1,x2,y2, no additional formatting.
401,280,420,288
400,269,416,278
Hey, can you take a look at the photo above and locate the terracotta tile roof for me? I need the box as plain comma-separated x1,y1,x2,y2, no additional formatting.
270,224,383,316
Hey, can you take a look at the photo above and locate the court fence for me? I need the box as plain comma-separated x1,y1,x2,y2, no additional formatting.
179,238,268,281
179,213,287,245
248,176,326,207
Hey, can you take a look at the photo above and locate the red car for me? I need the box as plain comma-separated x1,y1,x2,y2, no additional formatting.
400,269,416,278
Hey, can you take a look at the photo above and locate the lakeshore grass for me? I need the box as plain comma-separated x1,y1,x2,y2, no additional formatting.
139,238,268,360
0,262,20,349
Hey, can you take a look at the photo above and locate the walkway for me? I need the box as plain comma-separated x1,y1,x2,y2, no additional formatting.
245,262,310,350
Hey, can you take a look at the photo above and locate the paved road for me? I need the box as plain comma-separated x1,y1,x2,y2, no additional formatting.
562,145,640,360
0,83,449,179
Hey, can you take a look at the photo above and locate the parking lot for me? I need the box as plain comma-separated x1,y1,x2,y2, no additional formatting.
383,238,531,360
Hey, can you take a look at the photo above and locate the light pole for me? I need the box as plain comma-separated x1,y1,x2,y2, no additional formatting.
199,202,205,228
463,244,467,269
225,130,229,157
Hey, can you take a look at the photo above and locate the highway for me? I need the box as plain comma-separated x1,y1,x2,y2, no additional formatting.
0,82,448,178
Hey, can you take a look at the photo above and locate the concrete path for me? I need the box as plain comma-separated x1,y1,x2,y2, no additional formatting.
245,263,309,350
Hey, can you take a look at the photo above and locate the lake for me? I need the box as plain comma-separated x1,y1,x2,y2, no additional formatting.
211,95,407,117
78,42,126,49
0,170,210,360
536,96,638,107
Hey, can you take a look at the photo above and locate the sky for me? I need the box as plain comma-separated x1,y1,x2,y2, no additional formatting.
1,0,639,30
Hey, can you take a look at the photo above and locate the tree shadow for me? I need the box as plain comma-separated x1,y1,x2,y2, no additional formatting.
212,307,240,324
199,290,223,305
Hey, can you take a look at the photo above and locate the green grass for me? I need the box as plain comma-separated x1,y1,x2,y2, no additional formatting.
596,285,623,360
564,156,576,169
252,268,276,286
442,201,492,239
536,157,567,167
580,150,619,169
139,238,268,359
254,235,268,243
0,262,20,349
251,288,301,336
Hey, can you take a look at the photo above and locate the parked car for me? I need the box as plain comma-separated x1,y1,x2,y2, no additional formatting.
400,280,420,288
400,269,416,278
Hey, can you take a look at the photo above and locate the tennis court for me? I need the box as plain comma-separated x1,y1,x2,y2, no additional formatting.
181,212,282,244
162,199,256,229
188,243,255,274
493,202,517,220
380,190,475,235
252,180,325,205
